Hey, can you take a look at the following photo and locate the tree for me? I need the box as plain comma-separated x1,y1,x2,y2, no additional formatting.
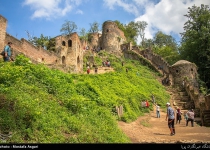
153,31,180,65
47,38,56,52
153,31,177,48
114,20,139,45
114,20,125,33
79,28,88,41
26,31,50,49
144,38,153,49
60,20,77,35
135,21,148,48
124,21,138,45
180,4,210,90
89,21,100,33
25,30,34,42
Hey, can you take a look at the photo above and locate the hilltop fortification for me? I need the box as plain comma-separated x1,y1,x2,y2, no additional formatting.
0,15,126,73
1,14,210,126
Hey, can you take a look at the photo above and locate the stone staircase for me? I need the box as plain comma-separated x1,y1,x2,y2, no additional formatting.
202,110,210,127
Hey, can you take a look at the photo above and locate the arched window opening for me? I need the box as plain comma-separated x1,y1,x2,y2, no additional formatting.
62,41,66,46
62,56,66,64
191,68,193,72
68,40,72,47
77,56,80,64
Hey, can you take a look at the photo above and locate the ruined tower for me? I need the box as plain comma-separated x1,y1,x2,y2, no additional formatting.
170,60,198,88
101,21,126,55
55,32,83,73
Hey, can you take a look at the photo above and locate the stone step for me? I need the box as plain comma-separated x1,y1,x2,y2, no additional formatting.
173,99,189,103
194,117,201,122
180,109,189,112
178,91,188,95
204,119,210,123
203,123,210,127
181,96,190,101
204,115,210,120
173,96,189,100
203,110,210,113
204,113,210,116
176,101,187,106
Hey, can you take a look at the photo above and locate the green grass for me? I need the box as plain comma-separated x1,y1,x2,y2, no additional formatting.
140,119,152,127
0,53,170,143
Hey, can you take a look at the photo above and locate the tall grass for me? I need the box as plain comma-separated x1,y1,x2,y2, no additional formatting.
0,53,170,143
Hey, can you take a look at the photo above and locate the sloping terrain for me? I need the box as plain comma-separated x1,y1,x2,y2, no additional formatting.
118,90,210,143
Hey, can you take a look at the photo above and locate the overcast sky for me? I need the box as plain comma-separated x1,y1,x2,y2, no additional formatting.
0,0,210,44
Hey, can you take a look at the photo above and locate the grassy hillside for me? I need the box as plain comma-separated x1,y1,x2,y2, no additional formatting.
0,53,170,143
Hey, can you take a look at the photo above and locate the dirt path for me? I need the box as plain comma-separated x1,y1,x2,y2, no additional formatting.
118,72,210,144
118,105,210,143
85,66,114,74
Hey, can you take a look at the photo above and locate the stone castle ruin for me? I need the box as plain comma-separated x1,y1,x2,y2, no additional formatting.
0,15,126,73
0,14,210,126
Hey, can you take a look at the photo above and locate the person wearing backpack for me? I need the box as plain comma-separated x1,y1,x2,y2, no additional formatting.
165,102,175,136
3,42,12,62
176,107,182,124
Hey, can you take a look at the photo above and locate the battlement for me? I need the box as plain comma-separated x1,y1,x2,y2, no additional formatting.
0,14,7,24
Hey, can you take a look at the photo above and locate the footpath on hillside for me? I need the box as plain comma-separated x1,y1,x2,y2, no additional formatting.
85,63,210,143
118,69,210,143
118,103,210,143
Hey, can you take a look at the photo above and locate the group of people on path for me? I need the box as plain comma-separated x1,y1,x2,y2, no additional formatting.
165,102,195,136
86,65,98,74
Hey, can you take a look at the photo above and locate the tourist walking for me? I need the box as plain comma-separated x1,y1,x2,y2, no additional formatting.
165,102,175,136
186,109,194,127
95,66,98,74
151,94,155,103
176,107,182,124
155,103,160,118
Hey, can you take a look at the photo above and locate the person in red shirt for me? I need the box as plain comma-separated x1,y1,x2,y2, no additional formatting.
146,100,149,107
87,66,90,74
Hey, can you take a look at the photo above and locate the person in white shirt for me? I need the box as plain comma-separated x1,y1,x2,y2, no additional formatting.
186,109,194,127
155,103,160,118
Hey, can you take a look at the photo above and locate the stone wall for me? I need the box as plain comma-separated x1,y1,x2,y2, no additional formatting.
140,49,170,74
0,15,7,53
4,33,59,64
88,32,102,50
121,43,132,51
205,95,210,110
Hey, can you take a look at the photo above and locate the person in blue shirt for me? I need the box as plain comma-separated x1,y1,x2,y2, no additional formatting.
3,42,12,62
165,102,175,136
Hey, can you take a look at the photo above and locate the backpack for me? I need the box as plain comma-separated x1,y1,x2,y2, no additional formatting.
0,50,5,56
